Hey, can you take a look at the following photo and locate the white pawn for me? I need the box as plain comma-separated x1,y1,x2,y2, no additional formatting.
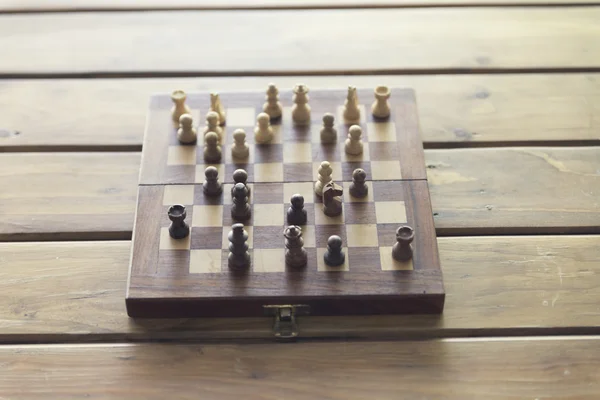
292,84,311,125
262,83,282,119
210,93,226,126
204,111,223,143
231,128,250,159
204,131,222,163
177,113,197,144
345,125,364,155
314,161,333,197
343,86,360,122
320,113,337,143
254,112,273,144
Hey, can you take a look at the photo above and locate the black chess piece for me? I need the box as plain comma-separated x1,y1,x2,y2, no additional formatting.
167,204,190,239
349,168,368,198
228,223,250,269
324,235,345,266
232,169,250,196
203,166,223,196
287,194,307,225
231,182,251,220
323,182,343,217
284,225,307,268
392,225,415,261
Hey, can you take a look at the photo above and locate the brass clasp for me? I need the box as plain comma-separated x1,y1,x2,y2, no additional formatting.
263,304,310,341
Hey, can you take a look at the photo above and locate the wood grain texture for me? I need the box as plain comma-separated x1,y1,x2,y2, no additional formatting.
2,0,598,13
2,74,599,151
1,147,597,240
0,236,598,341
1,338,600,399
0,8,599,75
0,153,139,241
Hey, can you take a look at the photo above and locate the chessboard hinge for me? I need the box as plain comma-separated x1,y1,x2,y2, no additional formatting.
263,304,310,341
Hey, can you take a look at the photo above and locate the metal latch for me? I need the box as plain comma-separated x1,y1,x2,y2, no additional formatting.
263,304,310,341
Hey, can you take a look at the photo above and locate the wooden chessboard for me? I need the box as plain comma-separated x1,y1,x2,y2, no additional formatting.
126,87,445,318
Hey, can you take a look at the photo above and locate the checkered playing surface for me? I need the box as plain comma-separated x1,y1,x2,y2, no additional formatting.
157,180,414,275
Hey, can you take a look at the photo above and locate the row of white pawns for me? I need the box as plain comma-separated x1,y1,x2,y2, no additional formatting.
170,84,392,154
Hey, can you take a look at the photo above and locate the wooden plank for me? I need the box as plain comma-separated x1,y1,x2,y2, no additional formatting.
0,153,139,241
2,0,599,13
1,147,597,240
1,74,598,151
1,338,600,398
0,236,598,341
0,8,599,75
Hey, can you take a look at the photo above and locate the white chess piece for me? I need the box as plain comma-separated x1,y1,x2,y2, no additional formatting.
292,84,311,125
254,112,274,144
204,111,223,142
262,83,282,119
177,113,197,144
204,131,222,163
343,86,360,122
231,128,250,159
314,161,333,196
210,93,226,126
320,113,337,143
344,125,364,155
171,90,191,124
371,86,391,119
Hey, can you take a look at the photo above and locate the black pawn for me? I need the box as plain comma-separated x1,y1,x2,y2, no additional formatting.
203,166,223,196
324,235,345,266
392,225,415,261
287,194,307,225
167,204,190,239
228,223,250,269
232,169,250,196
349,168,368,198
231,182,251,220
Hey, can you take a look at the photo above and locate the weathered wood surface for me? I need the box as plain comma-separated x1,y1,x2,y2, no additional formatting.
0,236,598,342
1,0,598,13
1,148,597,240
1,8,599,75
1,74,599,151
2,338,600,399
0,153,139,241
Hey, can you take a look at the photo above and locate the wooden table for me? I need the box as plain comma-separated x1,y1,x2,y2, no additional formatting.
0,1,599,398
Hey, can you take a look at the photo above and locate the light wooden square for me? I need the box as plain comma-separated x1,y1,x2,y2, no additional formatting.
253,248,286,272
346,224,379,247
162,184,195,206
167,145,197,166
271,124,283,144
254,204,284,226
336,105,366,124
284,182,315,204
192,205,224,227
314,203,344,225
189,249,223,273
317,247,350,271
223,183,254,205
159,227,191,250
283,142,312,163
254,162,284,183
367,122,397,142
226,107,255,126
379,247,414,271
374,201,407,224
340,142,370,162
299,224,316,248
222,226,253,249
195,163,225,184
371,161,402,181
342,181,374,202
312,161,342,182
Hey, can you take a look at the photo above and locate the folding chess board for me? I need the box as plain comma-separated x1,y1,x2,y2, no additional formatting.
126,87,445,318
